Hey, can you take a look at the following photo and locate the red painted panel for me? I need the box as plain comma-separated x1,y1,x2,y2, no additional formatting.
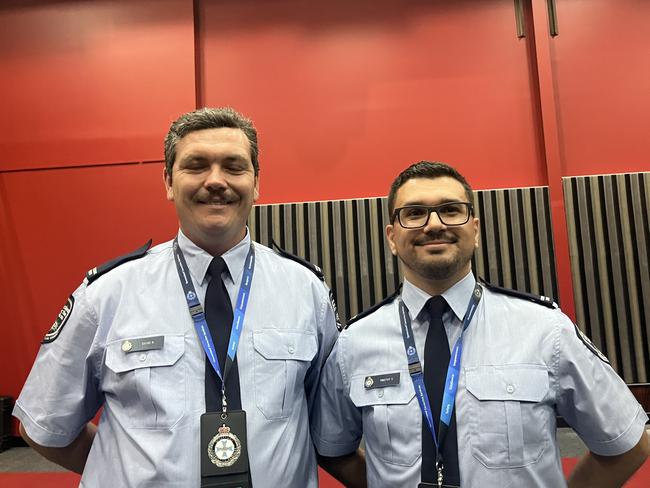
551,0,650,176
0,164,178,401
200,0,546,204
0,0,195,171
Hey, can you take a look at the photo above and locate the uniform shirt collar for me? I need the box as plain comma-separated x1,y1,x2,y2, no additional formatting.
176,228,251,286
401,271,477,323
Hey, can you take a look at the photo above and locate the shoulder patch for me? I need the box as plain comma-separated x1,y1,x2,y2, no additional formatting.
479,278,558,309
42,295,74,343
574,324,610,364
346,286,401,328
86,239,152,285
270,240,325,281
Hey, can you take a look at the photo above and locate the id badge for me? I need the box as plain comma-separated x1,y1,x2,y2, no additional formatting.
201,410,251,488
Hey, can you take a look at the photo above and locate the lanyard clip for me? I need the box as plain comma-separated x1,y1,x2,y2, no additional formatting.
222,390,227,414
408,361,423,375
436,460,444,488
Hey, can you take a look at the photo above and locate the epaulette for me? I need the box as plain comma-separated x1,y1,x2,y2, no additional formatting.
271,240,324,281
346,285,402,328
479,278,558,309
86,239,153,285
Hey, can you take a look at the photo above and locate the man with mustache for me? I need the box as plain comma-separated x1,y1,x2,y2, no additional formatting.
14,107,353,487
313,161,649,487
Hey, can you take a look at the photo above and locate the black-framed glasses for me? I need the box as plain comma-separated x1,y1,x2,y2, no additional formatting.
392,202,473,229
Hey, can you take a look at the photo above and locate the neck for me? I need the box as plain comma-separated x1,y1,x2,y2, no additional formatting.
404,265,471,297
181,227,246,257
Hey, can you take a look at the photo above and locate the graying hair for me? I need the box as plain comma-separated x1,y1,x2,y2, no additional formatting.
164,107,259,176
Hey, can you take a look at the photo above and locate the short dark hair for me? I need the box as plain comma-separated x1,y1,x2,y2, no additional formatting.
387,161,474,215
164,107,259,176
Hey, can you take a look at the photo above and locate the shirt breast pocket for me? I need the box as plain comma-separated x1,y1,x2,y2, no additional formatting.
465,364,550,468
104,334,186,429
350,372,420,466
252,329,318,420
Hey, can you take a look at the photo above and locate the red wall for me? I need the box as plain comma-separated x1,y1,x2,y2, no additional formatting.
1,0,649,444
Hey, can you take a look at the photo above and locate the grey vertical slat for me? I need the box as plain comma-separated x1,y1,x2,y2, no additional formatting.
630,174,650,379
509,190,526,291
562,178,587,341
331,200,348,321
534,188,553,298
591,178,619,371
355,199,371,312
307,202,320,267
369,199,385,304
495,190,513,289
320,201,334,297
603,176,632,378
472,192,486,279
616,175,646,381
381,198,400,294
480,192,497,283
522,189,541,295
344,200,359,317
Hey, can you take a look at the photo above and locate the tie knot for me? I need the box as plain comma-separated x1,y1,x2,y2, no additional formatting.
207,257,228,279
427,295,447,320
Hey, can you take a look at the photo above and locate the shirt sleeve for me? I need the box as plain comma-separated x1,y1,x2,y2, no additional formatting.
555,311,648,456
13,282,104,447
310,335,363,457
304,281,340,418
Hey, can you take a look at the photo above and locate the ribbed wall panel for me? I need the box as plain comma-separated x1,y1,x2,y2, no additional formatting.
249,186,557,323
564,172,650,382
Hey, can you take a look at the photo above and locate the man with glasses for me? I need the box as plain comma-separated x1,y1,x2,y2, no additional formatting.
314,161,649,487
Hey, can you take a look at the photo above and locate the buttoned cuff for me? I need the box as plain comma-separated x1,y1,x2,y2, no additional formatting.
584,405,649,456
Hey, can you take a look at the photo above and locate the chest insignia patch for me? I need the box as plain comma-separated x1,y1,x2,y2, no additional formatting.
42,296,75,344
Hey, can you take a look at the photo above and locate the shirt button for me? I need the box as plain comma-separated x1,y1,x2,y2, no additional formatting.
139,353,147,362
506,384,515,394
288,346,295,354
377,390,384,398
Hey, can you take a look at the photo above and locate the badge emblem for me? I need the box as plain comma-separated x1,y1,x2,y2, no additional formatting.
186,291,196,301
407,346,416,356
364,376,374,388
121,340,133,352
43,296,75,344
208,424,241,467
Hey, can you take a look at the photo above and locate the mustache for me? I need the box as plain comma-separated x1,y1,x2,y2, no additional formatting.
195,189,235,203
414,231,457,245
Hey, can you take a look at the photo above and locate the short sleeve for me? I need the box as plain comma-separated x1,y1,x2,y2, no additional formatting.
304,280,340,415
311,336,363,457
13,282,104,447
556,312,648,456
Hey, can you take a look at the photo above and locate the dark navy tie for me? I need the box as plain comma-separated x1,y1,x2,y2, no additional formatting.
421,295,460,485
204,257,241,412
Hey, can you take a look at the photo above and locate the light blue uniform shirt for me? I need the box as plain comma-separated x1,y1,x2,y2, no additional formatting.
15,230,339,487
313,271,648,487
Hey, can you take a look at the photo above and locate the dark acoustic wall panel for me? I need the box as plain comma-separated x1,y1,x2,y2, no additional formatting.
564,172,650,383
249,186,557,323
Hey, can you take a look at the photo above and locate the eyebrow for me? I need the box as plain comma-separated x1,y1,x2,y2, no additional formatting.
399,198,467,207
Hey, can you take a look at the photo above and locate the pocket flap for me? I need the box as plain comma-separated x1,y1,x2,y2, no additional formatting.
349,372,413,407
252,329,317,361
465,364,549,402
105,334,185,374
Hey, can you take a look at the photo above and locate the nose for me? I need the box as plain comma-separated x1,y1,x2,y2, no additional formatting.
204,164,227,190
423,210,446,232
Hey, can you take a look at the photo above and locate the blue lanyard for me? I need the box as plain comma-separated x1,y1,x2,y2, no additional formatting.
399,283,482,455
173,238,255,411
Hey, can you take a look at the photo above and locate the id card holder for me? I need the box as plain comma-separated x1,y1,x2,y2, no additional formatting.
201,410,251,488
